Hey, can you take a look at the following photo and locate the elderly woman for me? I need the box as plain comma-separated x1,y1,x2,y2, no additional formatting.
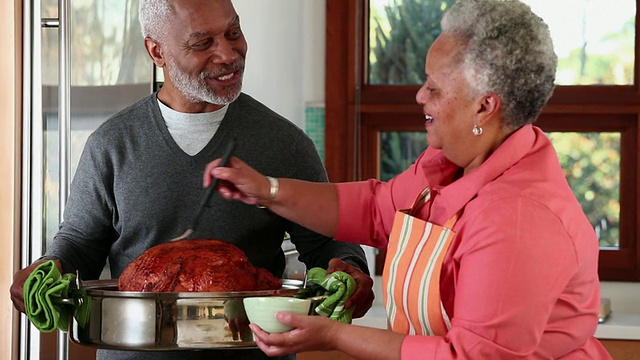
205,0,611,358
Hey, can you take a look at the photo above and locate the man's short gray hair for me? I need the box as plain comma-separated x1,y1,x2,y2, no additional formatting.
138,0,173,42
441,0,558,128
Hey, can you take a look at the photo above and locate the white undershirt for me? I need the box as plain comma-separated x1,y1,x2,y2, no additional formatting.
157,99,228,156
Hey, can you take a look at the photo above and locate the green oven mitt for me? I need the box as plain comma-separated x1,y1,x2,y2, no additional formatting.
23,260,76,332
305,267,356,324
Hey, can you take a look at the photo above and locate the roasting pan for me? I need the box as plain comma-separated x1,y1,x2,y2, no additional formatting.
60,278,303,350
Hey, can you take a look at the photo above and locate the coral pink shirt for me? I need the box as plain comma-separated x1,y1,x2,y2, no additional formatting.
336,125,611,359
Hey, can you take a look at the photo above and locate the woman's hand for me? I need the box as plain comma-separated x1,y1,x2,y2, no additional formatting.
251,308,405,360
203,156,272,207
250,312,341,356
204,155,341,237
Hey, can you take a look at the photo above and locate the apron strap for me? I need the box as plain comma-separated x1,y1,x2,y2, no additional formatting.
408,187,431,216
443,212,459,229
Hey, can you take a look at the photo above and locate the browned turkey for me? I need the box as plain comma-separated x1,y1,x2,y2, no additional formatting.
118,239,282,292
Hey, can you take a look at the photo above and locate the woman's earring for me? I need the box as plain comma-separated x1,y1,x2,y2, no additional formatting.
472,124,483,136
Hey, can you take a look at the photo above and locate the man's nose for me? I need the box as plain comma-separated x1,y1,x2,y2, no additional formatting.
211,39,236,63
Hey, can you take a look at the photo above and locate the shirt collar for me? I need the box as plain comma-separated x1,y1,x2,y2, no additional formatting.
422,124,538,223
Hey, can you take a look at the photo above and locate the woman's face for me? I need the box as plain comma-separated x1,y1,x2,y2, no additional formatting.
415,34,481,166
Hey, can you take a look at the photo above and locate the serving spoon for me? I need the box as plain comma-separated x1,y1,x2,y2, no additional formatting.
171,138,237,241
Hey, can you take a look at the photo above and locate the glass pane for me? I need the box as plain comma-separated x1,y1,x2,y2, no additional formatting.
379,131,427,181
43,114,60,243
379,131,621,249
42,0,150,86
548,132,620,248
368,0,456,85
39,0,152,244
42,0,57,19
523,0,635,85
369,0,636,86
41,11,60,243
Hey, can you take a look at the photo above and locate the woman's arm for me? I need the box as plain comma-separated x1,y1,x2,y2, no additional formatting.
205,156,340,238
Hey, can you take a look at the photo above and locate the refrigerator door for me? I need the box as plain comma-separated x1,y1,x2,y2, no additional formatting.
22,0,153,359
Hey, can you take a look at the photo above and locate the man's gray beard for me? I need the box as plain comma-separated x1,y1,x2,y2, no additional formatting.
166,55,242,106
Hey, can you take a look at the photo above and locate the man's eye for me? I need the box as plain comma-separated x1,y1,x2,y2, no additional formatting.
191,39,213,49
228,29,242,40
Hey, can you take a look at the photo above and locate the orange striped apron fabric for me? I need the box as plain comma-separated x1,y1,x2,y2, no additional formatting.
382,187,458,336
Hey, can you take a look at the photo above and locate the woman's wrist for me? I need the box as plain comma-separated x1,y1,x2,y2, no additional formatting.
266,176,279,202
257,176,279,208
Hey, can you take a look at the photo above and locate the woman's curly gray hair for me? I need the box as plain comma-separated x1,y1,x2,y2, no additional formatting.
138,0,173,43
441,0,557,129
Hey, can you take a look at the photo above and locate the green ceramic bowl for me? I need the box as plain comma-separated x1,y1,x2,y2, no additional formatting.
243,296,311,333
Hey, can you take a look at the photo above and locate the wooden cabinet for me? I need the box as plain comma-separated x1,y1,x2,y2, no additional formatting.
40,332,97,360
600,340,640,360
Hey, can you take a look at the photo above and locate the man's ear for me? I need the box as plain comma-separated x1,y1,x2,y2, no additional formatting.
144,37,166,68
476,92,501,127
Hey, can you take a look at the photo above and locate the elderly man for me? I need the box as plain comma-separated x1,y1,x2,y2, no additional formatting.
10,1,373,359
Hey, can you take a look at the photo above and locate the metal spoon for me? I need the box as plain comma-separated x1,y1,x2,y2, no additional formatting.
171,139,236,241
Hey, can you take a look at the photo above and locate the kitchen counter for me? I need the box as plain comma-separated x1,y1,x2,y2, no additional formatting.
595,281,640,340
353,277,640,340
596,312,640,340
354,307,640,341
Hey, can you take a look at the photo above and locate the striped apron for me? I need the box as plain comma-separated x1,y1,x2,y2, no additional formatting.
382,187,458,336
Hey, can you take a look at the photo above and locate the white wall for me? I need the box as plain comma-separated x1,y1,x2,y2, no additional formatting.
232,0,377,276
232,0,326,130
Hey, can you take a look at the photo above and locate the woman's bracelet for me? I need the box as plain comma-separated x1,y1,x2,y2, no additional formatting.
266,176,279,202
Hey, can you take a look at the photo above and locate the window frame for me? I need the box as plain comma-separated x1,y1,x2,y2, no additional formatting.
325,0,640,281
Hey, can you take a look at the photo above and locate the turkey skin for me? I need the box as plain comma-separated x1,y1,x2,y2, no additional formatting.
118,239,282,292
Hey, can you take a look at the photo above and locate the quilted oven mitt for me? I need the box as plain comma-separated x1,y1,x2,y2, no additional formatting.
23,260,76,332
302,267,356,324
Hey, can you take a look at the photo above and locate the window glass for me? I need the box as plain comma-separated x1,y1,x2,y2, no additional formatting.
380,131,427,181
368,0,455,85
39,0,150,243
522,0,635,85
42,0,150,86
379,131,621,249
547,132,621,248
369,0,635,85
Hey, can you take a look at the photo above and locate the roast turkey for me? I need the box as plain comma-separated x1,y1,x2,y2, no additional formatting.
118,239,282,292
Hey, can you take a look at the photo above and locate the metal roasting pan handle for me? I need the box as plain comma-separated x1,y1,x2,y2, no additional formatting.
47,270,84,308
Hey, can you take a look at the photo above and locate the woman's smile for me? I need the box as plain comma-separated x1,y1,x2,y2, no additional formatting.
424,114,435,129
